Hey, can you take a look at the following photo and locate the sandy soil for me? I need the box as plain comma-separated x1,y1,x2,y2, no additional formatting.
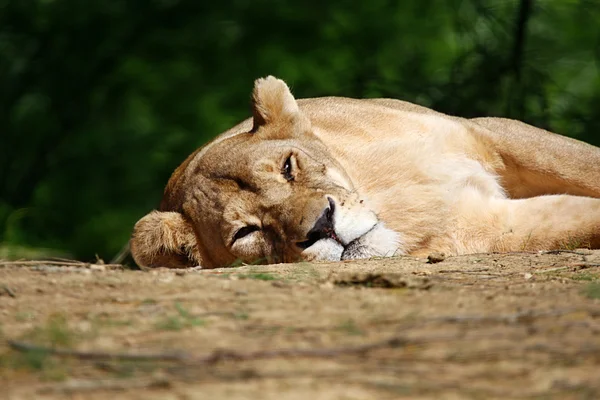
1,250,600,399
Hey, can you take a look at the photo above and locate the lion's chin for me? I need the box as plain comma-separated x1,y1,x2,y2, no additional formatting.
341,240,380,260
301,222,402,262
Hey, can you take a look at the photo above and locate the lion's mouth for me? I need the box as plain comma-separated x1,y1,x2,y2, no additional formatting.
295,197,386,261
297,220,400,262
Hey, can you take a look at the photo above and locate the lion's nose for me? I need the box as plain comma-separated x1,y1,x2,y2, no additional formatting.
296,197,337,249
311,196,335,233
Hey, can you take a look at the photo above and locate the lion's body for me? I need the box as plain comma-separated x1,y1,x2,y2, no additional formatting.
131,77,600,269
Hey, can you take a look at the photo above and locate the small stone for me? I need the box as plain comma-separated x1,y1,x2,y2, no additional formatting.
89,264,106,272
156,275,174,283
524,272,533,280
427,252,446,264
77,321,93,332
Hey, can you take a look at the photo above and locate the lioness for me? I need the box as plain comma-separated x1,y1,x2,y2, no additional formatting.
130,76,600,269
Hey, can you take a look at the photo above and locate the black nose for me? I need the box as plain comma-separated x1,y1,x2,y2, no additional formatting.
297,197,337,249
312,197,335,233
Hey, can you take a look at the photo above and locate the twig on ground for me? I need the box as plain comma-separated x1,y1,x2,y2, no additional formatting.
492,250,592,257
37,377,171,394
8,336,408,366
536,266,571,274
8,341,189,363
535,263,600,274
221,307,600,337
47,257,90,263
539,250,590,256
428,308,592,323
568,262,600,269
368,307,597,328
0,260,123,270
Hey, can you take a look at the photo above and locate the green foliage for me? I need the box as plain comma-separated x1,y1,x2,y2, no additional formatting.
0,0,599,261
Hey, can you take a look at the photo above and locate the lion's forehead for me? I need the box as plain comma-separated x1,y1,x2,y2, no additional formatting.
195,134,293,168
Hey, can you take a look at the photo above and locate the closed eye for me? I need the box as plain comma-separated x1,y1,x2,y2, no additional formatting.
232,225,260,243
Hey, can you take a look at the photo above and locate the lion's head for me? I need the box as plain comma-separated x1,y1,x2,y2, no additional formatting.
130,76,399,268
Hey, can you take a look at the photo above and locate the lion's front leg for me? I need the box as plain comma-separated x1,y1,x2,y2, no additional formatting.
491,195,600,252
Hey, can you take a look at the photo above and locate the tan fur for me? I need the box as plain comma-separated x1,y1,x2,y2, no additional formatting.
130,211,201,268
130,76,600,269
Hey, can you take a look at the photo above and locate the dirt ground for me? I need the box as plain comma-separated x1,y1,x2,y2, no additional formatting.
1,250,600,400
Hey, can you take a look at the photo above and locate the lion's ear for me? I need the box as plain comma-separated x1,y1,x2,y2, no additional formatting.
251,76,309,133
130,211,202,269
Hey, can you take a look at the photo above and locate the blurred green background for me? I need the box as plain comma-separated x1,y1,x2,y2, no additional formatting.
1,0,599,262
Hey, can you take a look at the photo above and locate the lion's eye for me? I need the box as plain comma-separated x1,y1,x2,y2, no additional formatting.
233,225,260,242
282,155,294,181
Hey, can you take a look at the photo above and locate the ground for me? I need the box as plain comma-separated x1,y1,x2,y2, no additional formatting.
1,250,600,399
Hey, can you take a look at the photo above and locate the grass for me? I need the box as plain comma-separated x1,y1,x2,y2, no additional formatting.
155,302,205,331
229,259,245,268
15,311,36,322
582,283,600,299
337,319,364,336
229,257,269,268
29,314,73,348
286,262,320,282
222,261,316,283
1,313,164,381
140,298,158,305
559,235,591,251
238,272,278,281
520,231,533,251
92,315,133,327
571,273,598,282
234,311,250,320
1,314,76,381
